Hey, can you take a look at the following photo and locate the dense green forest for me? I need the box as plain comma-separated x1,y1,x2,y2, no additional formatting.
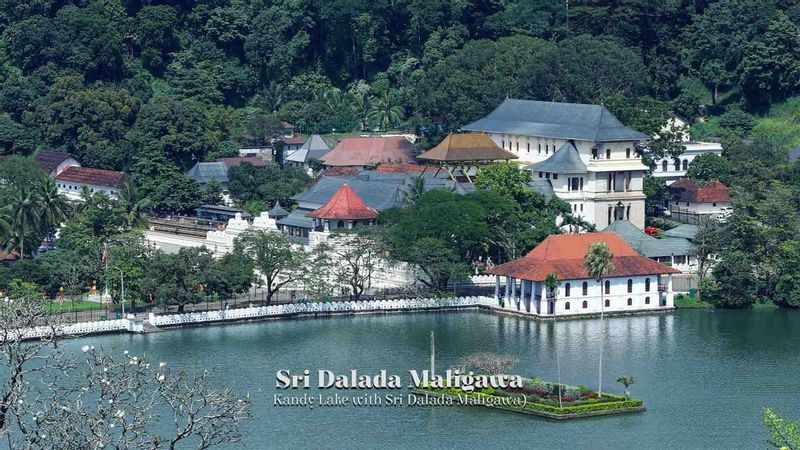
3,1,800,177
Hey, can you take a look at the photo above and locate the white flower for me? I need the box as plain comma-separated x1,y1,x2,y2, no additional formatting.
109,423,114,428
108,399,113,404
81,345,90,353
159,362,166,368
115,410,124,418
157,374,165,381
17,400,23,405
132,356,138,362
123,351,129,356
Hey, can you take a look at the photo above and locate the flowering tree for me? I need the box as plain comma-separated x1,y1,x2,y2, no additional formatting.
0,282,251,449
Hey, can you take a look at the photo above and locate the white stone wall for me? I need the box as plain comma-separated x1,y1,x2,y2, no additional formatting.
57,182,122,201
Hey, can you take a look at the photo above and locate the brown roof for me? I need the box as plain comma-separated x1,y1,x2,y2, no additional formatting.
418,133,518,162
282,121,295,129
321,136,416,167
34,151,75,173
54,166,128,189
375,163,427,173
308,183,378,220
670,178,730,203
283,137,305,145
216,157,267,168
487,232,680,281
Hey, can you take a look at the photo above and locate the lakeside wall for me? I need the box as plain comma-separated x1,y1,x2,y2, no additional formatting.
148,296,496,327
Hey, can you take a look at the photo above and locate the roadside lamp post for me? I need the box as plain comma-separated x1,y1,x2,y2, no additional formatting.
112,266,125,317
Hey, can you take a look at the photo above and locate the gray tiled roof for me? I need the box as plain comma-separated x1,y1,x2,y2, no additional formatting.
462,99,649,142
277,209,314,228
286,135,331,163
187,162,228,184
268,201,289,218
292,177,406,211
603,220,694,258
662,224,699,241
527,179,554,200
524,141,587,174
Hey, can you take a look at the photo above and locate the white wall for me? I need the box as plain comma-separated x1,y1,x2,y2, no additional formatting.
57,182,122,201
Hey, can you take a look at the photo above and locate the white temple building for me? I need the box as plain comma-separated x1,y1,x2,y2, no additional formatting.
487,232,678,316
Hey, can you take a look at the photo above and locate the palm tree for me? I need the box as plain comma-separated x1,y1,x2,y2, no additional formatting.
367,94,404,131
6,184,42,258
350,92,371,131
584,241,615,398
120,181,148,229
0,205,11,249
39,177,70,230
616,375,635,400
403,176,426,205
544,273,563,408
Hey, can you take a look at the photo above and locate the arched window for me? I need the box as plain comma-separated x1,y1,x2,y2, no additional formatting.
627,298,633,306
627,279,633,293
605,299,610,307
645,278,651,292
662,160,668,172
565,283,571,297
604,280,610,295
582,282,588,296
645,296,650,305
674,160,680,171
682,159,689,171
582,300,588,309
565,302,571,310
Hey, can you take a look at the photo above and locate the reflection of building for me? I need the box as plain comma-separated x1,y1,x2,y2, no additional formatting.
603,220,696,272
463,99,649,228
487,232,679,316
669,178,731,221
55,167,127,201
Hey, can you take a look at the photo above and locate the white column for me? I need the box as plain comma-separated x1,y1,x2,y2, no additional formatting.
504,276,510,305
494,275,500,303
510,277,516,309
667,273,674,307
519,280,526,312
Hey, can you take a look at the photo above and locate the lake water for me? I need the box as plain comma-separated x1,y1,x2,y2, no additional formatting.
56,309,800,449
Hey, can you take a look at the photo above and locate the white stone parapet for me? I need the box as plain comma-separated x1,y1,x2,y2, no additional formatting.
8,319,131,340
148,296,495,327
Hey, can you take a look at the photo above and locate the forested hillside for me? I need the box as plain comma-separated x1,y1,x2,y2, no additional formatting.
1,0,800,209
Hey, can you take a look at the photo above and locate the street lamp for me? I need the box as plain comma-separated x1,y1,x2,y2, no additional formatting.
112,266,125,318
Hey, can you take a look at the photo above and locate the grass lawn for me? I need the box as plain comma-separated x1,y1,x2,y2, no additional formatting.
47,301,132,313
674,293,713,309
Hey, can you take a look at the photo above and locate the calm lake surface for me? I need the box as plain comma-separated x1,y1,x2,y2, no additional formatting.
57,309,800,449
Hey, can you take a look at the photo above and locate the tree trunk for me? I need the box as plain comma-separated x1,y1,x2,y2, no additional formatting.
598,277,604,398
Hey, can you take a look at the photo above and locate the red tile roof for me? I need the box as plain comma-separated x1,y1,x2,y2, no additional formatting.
375,163,427,173
670,178,730,203
54,166,128,189
216,157,267,168
308,183,378,220
34,151,76,173
321,136,416,167
487,232,680,281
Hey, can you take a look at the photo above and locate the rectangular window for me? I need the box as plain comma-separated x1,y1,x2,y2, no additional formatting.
553,173,558,179
516,142,519,152
580,204,584,212
538,172,543,178
538,143,541,154
626,148,631,158
545,173,550,179
527,142,530,153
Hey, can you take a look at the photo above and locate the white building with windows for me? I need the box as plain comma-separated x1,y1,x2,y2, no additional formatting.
463,99,650,228
652,141,723,185
487,232,679,317
54,167,128,201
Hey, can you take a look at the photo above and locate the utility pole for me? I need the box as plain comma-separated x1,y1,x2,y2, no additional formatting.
430,331,435,376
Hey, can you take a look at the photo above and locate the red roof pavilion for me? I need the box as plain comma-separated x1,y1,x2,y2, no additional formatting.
54,166,128,189
487,232,680,281
308,183,378,220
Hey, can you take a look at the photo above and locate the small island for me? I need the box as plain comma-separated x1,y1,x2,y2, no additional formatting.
413,376,644,420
